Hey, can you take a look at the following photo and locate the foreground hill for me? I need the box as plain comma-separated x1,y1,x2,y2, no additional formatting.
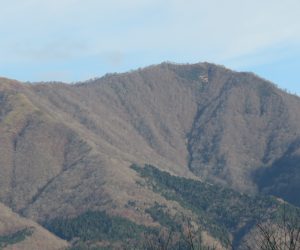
0,62,299,248
0,202,68,250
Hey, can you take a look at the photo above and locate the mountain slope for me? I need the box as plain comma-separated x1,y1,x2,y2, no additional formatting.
185,65,300,196
1,63,300,215
0,63,300,248
0,202,67,250
31,63,300,204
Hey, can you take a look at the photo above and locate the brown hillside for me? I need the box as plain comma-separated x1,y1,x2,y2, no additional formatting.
0,62,299,224
0,202,68,250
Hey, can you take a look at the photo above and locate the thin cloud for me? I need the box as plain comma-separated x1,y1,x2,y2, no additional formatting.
0,0,299,90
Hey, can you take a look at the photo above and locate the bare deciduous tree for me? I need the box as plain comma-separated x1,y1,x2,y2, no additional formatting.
245,205,300,250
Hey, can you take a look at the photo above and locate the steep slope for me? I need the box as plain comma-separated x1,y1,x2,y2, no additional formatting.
0,75,196,224
1,63,300,219
0,79,97,219
130,164,300,249
0,63,300,248
185,65,300,198
42,164,300,249
0,202,67,250
33,63,300,204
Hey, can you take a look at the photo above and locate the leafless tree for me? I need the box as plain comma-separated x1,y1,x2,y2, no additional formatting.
245,205,300,250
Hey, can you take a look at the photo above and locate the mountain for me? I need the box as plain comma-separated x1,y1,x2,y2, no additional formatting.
0,63,299,249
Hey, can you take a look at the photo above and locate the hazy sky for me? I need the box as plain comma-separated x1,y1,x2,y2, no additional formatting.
1,0,299,94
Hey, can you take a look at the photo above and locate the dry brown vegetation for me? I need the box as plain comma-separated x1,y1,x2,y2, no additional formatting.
0,63,300,249
0,202,68,250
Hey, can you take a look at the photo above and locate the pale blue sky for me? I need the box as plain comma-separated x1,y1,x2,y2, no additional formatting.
0,0,299,94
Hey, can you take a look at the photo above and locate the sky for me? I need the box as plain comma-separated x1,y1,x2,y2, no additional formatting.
0,0,300,94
